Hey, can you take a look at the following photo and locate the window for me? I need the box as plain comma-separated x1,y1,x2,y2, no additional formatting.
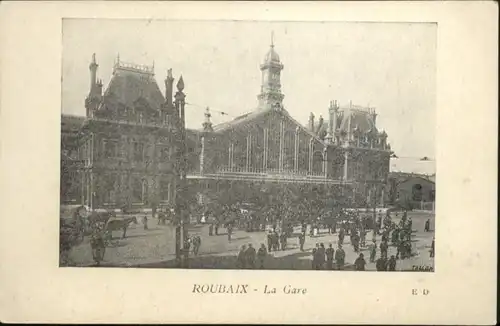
131,178,148,203
160,180,170,201
141,179,148,203
103,139,118,158
133,142,144,161
102,175,116,204
159,146,170,160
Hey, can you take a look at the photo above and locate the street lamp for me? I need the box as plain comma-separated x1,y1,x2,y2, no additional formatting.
174,75,188,268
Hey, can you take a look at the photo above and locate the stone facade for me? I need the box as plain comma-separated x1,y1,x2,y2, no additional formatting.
60,54,183,210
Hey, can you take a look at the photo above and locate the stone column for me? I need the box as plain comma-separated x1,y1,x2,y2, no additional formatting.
343,151,349,181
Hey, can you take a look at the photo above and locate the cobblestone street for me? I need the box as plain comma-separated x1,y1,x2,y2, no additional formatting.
66,211,434,271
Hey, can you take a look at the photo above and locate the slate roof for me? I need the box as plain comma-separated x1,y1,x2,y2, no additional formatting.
338,106,377,134
211,109,270,133
210,107,324,143
101,67,165,111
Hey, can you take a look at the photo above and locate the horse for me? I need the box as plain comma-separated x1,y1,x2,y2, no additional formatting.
105,216,138,239
87,211,115,227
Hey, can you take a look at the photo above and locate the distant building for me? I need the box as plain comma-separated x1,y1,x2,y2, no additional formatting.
183,40,393,210
60,54,183,210
387,172,436,210
61,40,394,212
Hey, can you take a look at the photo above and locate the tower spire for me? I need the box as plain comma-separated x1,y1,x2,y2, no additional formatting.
271,31,274,47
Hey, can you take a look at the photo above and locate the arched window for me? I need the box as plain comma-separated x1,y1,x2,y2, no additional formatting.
412,184,423,201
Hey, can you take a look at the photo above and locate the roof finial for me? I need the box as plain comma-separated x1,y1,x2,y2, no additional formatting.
271,31,274,48
91,53,96,64
116,53,120,64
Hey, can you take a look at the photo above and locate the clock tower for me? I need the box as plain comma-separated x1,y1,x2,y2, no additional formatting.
257,33,285,110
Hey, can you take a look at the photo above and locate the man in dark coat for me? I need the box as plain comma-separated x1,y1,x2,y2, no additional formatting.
369,240,377,263
338,227,345,245
317,243,326,270
245,244,256,269
325,244,335,270
280,232,287,251
380,240,389,259
298,232,306,252
388,255,397,271
208,223,213,236
424,218,430,232
376,257,387,271
267,231,273,252
257,244,267,269
354,253,366,271
237,245,247,269
335,244,346,270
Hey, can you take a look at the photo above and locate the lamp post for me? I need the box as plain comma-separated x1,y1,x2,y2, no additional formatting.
174,76,187,268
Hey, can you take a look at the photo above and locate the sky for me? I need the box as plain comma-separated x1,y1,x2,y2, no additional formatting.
62,19,436,172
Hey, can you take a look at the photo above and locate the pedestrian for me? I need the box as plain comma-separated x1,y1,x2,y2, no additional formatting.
280,233,287,251
208,223,213,236
273,231,280,251
90,226,106,266
352,233,360,253
246,244,256,269
380,240,388,259
237,245,247,269
354,253,366,271
311,247,318,270
376,256,387,271
192,236,201,256
424,218,430,232
317,243,326,270
360,227,366,248
335,244,345,270
267,231,273,252
388,255,397,271
325,244,334,270
369,240,377,263
215,222,219,236
396,239,404,259
299,232,305,252
257,244,267,269
227,224,233,242
142,214,148,230
430,237,435,258
392,227,400,245
338,227,345,245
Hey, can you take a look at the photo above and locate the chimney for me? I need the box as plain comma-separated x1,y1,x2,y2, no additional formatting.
165,68,174,107
371,108,377,125
308,113,315,132
89,53,98,95
96,79,103,98
316,115,324,134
